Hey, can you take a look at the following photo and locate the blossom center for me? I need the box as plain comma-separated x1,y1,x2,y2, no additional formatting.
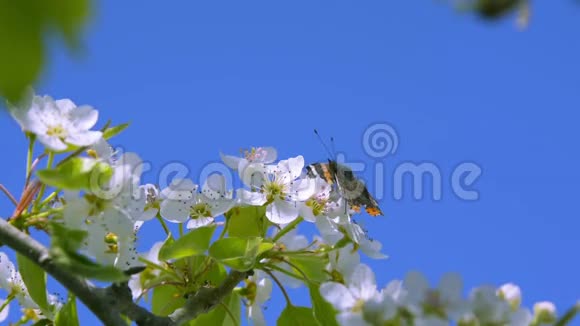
104,232,119,253
243,281,258,303
264,182,286,202
244,147,266,161
306,198,327,216
190,202,212,219
46,124,68,139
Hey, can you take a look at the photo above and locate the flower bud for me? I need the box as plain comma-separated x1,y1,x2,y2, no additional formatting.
533,301,557,324
497,283,521,310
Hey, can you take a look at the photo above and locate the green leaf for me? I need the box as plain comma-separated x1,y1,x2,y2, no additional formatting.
103,122,130,140
227,206,269,238
189,292,241,326
258,242,275,257
209,237,263,271
55,294,79,326
0,2,43,102
50,222,87,252
52,248,128,282
37,158,112,191
288,255,329,283
43,0,90,47
31,320,52,326
0,1,89,102
277,306,320,326
159,226,216,261
309,284,339,326
152,284,185,316
16,253,49,312
177,256,227,287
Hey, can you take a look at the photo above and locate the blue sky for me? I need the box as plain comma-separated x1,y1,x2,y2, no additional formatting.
1,0,579,324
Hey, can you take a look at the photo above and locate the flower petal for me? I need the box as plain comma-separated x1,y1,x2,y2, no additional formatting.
69,105,99,130
54,98,77,114
255,276,273,303
160,199,190,223
0,252,16,288
186,216,214,229
237,189,267,206
337,312,370,326
103,207,135,239
116,240,142,269
439,273,463,303
207,198,234,217
37,134,67,151
0,298,9,322
260,147,277,163
239,162,267,188
299,203,317,223
288,177,317,201
202,174,231,200
348,264,378,301
359,238,388,260
63,197,90,230
66,130,103,147
248,303,266,326
320,282,356,311
220,152,242,170
315,217,342,245
161,179,196,201
404,271,429,304
266,200,299,224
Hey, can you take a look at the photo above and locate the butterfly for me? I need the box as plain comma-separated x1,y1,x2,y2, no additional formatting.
306,130,383,217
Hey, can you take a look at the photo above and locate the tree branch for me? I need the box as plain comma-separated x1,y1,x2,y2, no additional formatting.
99,282,173,326
0,218,166,326
169,270,248,325
0,217,249,326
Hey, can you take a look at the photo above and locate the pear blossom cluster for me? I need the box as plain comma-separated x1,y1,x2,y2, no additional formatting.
2,91,571,325
0,252,60,324
157,145,387,259
62,147,158,269
319,264,558,326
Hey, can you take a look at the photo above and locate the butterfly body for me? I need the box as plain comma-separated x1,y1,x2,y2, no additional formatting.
306,160,383,216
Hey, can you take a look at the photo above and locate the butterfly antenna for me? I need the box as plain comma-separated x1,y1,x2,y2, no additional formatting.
314,129,335,160
330,136,337,159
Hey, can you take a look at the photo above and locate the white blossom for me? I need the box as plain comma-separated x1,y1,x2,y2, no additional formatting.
320,264,379,325
244,272,272,326
327,244,360,283
63,153,154,268
533,301,557,324
498,283,522,310
271,228,309,288
221,146,277,171
9,92,102,151
160,175,234,228
128,241,164,300
238,156,313,224
403,271,468,320
0,252,37,309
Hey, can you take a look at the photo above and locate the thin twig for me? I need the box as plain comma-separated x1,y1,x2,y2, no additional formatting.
263,269,292,306
24,153,47,187
0,184,18,206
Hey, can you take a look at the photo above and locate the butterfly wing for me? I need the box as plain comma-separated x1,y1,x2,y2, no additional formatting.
331,161,383,217
306,162,336,186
